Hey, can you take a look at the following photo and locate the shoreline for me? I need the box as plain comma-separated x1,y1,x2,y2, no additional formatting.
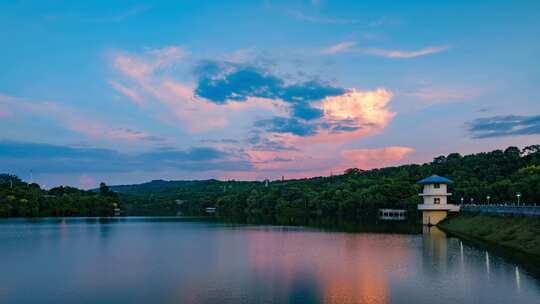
439,224,540,279
438,213,540,258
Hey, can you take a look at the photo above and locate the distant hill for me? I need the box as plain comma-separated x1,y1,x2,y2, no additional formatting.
108,179,219,193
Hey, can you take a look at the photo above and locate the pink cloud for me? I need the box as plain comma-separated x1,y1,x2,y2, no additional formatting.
111,48,226,132
403,86,485,104
108,47,402,179
222,88,398,179
109,81,145,106
323,88,393,130
265,88,394,147
112,46,186,81
111,49,289,133
113,53,154,81
78,175,98,189
247,149,301,171
65,120,161,142
0,94,163,143
341,146,415,170
222,146,414,181
0,108,11,118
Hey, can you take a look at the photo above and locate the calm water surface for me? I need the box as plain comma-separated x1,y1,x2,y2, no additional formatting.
1,217,539,304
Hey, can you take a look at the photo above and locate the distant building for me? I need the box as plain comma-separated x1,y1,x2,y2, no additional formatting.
417,175,460,225
205,207,217,214
378,209,407,221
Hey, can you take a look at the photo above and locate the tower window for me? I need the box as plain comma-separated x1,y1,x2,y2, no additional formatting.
434,198,441,204
434,183,440,189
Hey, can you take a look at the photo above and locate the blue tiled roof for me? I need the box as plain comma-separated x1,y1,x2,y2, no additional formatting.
416,175,453,185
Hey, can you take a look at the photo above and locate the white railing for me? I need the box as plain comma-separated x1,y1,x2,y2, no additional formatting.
461,205,540,217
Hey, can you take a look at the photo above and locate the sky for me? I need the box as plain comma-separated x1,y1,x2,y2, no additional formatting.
1,0,539,188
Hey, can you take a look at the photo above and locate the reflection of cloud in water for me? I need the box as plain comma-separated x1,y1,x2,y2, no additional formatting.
2,220,540,303
246,229,412,304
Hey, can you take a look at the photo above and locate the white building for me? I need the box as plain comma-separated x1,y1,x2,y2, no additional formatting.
378,209,407,221
417,175,460,225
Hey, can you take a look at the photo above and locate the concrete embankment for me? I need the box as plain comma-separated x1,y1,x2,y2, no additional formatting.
438,213,540,257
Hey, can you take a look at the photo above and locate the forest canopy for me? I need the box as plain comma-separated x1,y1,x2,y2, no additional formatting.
0,175,120,217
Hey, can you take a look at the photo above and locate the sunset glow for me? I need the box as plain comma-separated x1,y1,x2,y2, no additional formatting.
1,1,538,188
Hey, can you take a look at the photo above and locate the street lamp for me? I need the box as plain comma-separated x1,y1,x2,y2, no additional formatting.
516,193,521,206
486,195,491,205
461,197,464,205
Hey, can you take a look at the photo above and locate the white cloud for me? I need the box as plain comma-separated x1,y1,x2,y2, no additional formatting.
364,46,449,58
288,10,357,24
322,88,394,131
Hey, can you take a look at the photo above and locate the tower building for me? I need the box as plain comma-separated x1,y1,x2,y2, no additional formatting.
417,175,460,225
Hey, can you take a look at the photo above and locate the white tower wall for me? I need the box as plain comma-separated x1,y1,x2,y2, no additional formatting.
417,176,460,225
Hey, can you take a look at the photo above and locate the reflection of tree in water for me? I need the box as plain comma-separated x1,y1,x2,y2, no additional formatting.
288,271,322,304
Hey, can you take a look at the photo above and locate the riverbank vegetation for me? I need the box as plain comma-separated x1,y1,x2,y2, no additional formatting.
0,174,120,217
116,145,540,223
439,213,540,257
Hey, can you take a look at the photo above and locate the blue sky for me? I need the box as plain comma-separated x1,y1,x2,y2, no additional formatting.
1,0,539,188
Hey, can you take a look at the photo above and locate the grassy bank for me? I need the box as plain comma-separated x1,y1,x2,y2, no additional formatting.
438,213,540,257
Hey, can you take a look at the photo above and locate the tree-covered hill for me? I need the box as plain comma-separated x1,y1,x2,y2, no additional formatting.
0,175,120,217
115,145,540,223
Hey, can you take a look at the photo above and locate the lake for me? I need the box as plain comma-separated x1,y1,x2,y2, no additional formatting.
1,217,539,304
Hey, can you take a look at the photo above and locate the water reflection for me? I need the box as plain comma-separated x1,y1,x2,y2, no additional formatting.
419,225,538,303
243,228,412,303
516,266,521,291
422,226,449,276
486,251,491,277
0,217,539,304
